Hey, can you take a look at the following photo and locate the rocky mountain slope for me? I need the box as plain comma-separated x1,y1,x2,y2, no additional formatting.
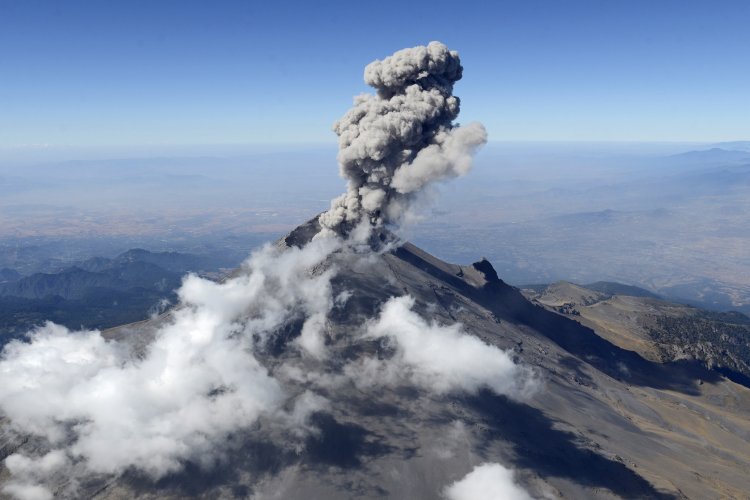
2,217,748,499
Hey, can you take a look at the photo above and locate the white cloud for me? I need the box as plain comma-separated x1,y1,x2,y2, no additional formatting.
2,483,53,500
2,451,69,500
357,295,536,397
444,463,533,500
296,312,328,360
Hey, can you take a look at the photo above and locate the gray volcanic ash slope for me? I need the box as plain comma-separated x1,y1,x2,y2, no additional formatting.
1,42,749,500
2,218,750,499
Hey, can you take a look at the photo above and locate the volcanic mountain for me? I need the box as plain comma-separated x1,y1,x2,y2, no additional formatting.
2,41,749,500
2,216,749,499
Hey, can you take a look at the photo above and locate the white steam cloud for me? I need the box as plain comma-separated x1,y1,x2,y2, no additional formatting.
346,296,536,397
319,41,487,235
444,463,533,500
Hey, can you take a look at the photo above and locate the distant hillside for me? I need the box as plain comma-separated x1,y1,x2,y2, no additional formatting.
0,248,226,343
80,248,215,274
517,283,549,294
526,281,750,385
0,289,170,338
583,281,660,299
667,147,750,166
0,262,181,300
521,280,659,300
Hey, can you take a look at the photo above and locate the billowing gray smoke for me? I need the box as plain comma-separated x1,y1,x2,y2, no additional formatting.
319,41,487,235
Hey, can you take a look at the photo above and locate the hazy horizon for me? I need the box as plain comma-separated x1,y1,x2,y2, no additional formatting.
0,139,739,167
2,139,749,315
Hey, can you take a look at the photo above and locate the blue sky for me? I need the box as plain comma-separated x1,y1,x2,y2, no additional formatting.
1,0,749,152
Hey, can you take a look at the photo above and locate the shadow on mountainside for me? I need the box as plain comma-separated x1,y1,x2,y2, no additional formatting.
304,412,396,469
122,411,399,497
465,391,677,500
123,439,290,498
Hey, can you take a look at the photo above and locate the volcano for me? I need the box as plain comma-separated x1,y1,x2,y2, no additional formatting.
2,216,749,499
2,41,750,500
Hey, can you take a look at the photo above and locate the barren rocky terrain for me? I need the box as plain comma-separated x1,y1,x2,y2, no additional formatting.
3,218,748,499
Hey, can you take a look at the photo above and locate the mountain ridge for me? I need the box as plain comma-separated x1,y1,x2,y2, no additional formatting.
41,217,745,499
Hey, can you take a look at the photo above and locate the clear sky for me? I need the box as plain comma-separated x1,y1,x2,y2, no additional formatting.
1,0,749,152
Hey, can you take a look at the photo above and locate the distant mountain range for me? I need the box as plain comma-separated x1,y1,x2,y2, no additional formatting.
79,248,217,274
710,140,750,151
667,147,750,166
0,248,225,340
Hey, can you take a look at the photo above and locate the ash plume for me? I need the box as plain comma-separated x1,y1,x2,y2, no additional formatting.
319,41,487,235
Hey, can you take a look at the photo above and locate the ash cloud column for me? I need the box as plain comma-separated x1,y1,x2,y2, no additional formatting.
319,41,487,235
